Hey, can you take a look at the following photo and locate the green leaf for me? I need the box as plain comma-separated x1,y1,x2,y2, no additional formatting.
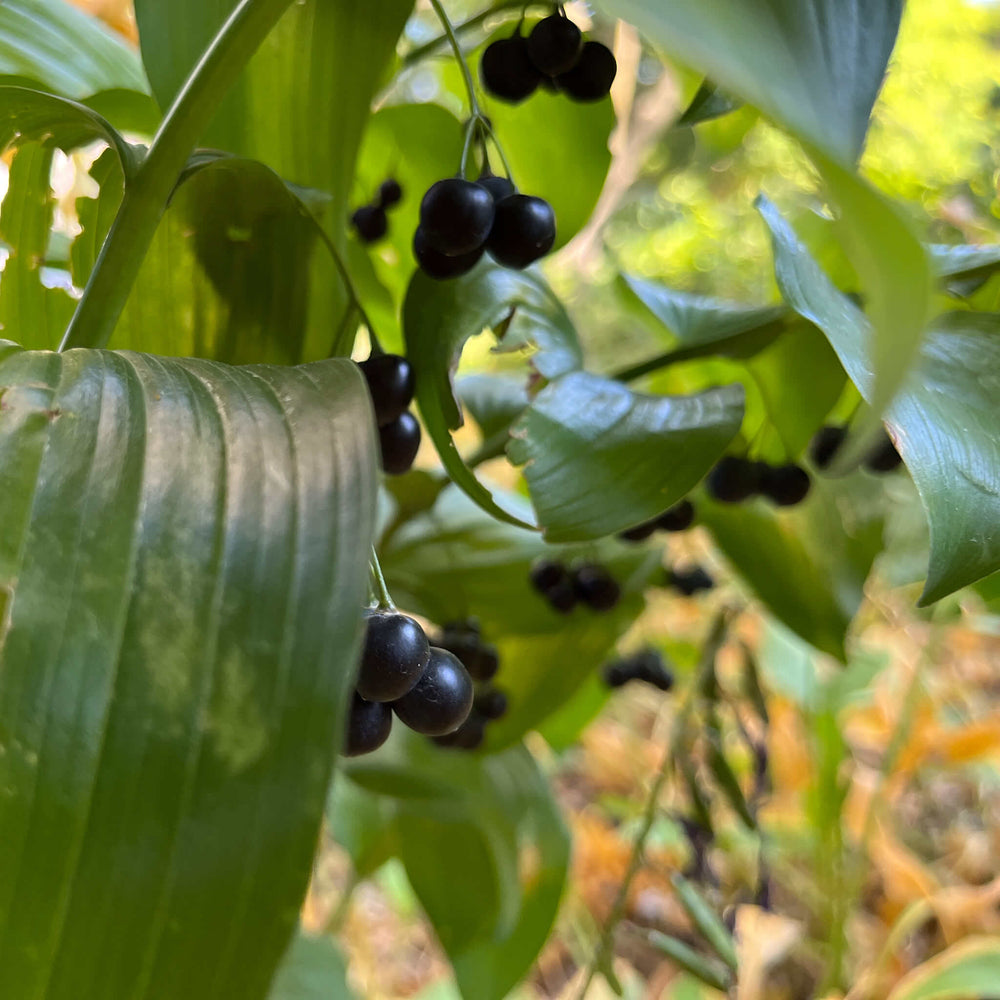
508,371,744,542
647,931,731,991
403,263,582,529
0,143,76,349
670,873,738,970
70,146,124,288
677,79,741,126
929,243,1000,281
0,0,149,98
759,199,1000,603
885,937,1000,1000
0,85,140,173
456,373,530,441
268,933,354,1000
0,344,377,999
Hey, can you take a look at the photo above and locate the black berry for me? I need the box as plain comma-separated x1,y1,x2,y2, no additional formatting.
419,178,495,256
669,566,715,597
619,519,658,543
476,171,516,204
527,14,583,76
344,694,392,757
377,178,402,209
529,559,568,594
392,647,474,736
359,353,415,427
480,33,541,103
634,649,674,691
603,661,630,688
351,204,387,243
657,499,695,532
865,432,903,473
759,464,811,507
356,610,430,703
378,411,421,475
557,41,616,102
476,688,508,721
706,456,761,503
809,425,847,470
572,564,621,611
546,579,578,613
413,227,484,280
432,711,485,750
486,194,556,269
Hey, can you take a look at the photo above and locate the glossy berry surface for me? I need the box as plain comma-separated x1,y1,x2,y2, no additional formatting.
865,433,903,473
657,498,695,532
480,34,541,103
557,41,617,101
809,424,847,469
359,353,415,427
433,712,485,750
392,647,474,736
356,610,430,703
706,456,760,503
343,694,392,757
476,171,516,204
527,14,583,76
760,464,811,506
378,411,421,475
419,178,495,256
486,194,556,269
351,204,387,243
413,227,483,280
377,178,402,209
572,564,621,611
669,566,715,597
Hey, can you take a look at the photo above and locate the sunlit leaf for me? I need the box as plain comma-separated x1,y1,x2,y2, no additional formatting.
268,933,354,1000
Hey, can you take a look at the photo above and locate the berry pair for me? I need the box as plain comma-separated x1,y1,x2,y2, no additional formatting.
433,685,509,751
666,565,714,597
350,178,403,244
414,172,556,280
529,559,621,613
481,13,617,104
358,353,421,476
706,457,812,507
619,498,696,543
809,425,903,474
603,649,674,691
344,610,475,757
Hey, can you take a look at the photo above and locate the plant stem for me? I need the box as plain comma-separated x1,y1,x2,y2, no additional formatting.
401,1,527,68
369,546,395,610
427,0,482,119
59,0,297,352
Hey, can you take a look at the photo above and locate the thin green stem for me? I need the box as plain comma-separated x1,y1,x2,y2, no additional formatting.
59,0,297,352
402,1,531,68
369,546,395,610
427,0,482,118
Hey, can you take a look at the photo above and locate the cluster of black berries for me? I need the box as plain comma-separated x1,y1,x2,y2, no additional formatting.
706,457,811,507
809,425,903,474
350,178,403,244
431,621,508,751
529,559,621,613
358,352,420,475
481,12,617,104
619,498,696,543
665,565,714,597
414,170,555,280
344,609,475,757
603,648,674,691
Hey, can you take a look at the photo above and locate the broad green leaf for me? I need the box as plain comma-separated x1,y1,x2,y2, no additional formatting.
508,371,744,542
886,936,1000,1000
70,146,124,287
929,243,1000,280
456,373,530,441
0,344,377,1000
268,933,354,1000
759,199,1000,603
0,143,76,349
677,80,741,126
0,85,140,174
403,263,581,529
0,0,148,98
326,774,399,879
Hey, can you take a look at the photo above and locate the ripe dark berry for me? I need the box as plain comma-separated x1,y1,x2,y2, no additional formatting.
419,178,495,256
546,579,578,613
476,688,508,721
377,178,402,209
486,194,556,269
669,566,715,597
359,353,415,427
469,642,500,682
378,411,421,475
865,432,903,473
529,559,568,594
344,694,392,757
759,464,811,507
476,171,516,204
634,649,674,691
572,564,621,611
432,712,485,750
603,661,630,688
357,610,430,703
392,647,474,736
619,519,658,543
809,425,847,470
706,456,761,503
351,204,388,243
657,499,695,532
557,41,617,102
413,227,484,280
480,33,541,103
527,14,583,76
